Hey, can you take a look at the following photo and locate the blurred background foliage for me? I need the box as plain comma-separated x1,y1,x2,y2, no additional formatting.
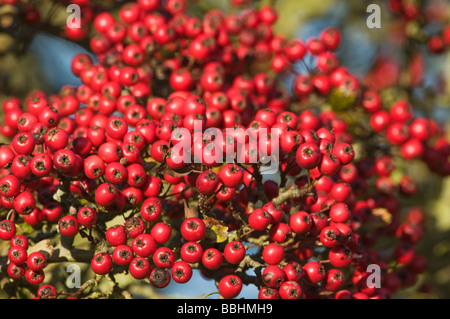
0,0,449,298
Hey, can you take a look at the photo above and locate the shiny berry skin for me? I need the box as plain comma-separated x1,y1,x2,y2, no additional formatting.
10,234,28,250
0,220,16,240
13,191,36,216
106,225,127,246
171,260,193,284
218,274,243,299
180,217,206,242
218,164,243,188
8,246,28,265
7,262,26,280
262,243,285,265
325,268,346,291
11,132,35,155
303,261,326,284
329,245,353,268
290,210,312,235
330,182,352,202
25,268,45,286
153,247,175,269
279,281,302,299
180,242,203,264
320,224,343,247
150,221,172,244
195,170,219,196
248,208,272,231
0,175,20,198
296,142,321,169
329,203,351,223
202,248,223,270
77,207,98,228
332,142,355,165
262,265,286,289
131,233,157,258
224,240,246,265
140,197,162,222
129,257,151,279
59,215,79,237
269,222,292,243
91,252,113,275
112,244,134,266
26,251,47,272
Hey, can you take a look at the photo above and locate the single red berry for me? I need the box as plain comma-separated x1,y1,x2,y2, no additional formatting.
25,268,45,285
91,252,113,275
171,260,193,284
153,247,175,269
303,261,326,284
180,217,206,242
37,284,58,299
26,251,47,272
279,281,302,299
131,233,157,258
248,208,272,231
106,225,127,246
218,274,243,299
112,244,134,266
180,242,203,264
58,215,79,237
0,219,16,240
262,243,285,265
7,262,26,280
129,256,151,280
262,265,286,289
77,207,98,228
224,240,246,265
8,246,28,265
196,170,219,196
150,221,172,244
202,248,223,270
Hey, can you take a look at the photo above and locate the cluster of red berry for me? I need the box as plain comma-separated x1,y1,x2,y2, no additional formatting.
387,0,450,54
0,0,448,299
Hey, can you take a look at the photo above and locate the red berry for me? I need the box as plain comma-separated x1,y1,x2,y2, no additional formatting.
218,274,242,299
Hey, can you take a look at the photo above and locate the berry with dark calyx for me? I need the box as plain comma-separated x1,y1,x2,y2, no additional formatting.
112,244,134,266
91,252,113,275
202,248,223,270
125,217,145,238
181,242,203,264
129,257,151,280
8,246,28,265
26,251,47,272
248,208,272,231
171,260,193,284
218,274,243,299
0,220,16,240
37,285,58,299
180,217,206,242
279,281,302,299
196,170,219,196
153,247,175,269
224,240,246,264
58,215,80,237
262,265,286,289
